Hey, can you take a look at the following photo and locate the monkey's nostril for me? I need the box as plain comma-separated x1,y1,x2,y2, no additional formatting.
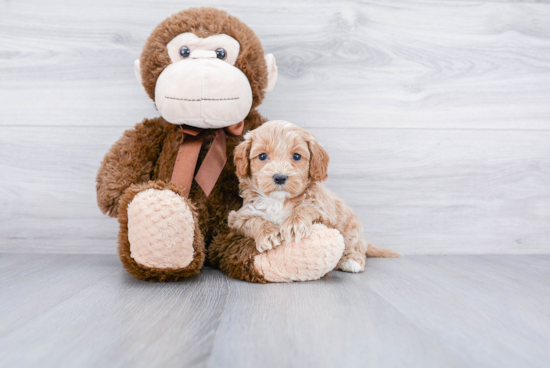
273,174,287,185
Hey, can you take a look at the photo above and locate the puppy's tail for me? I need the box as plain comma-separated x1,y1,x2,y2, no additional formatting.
366,242,402,258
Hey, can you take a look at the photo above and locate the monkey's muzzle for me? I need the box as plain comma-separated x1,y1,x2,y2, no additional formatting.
155,51,253,128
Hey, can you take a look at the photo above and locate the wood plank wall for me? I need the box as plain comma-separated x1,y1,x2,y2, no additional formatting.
1,0,549,254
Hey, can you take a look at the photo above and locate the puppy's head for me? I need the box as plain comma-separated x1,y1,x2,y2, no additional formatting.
234,120,329,198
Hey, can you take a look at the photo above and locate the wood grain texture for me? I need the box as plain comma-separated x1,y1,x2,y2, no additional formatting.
1,127,548,254
0,254,119,336
0,254,230,368
0,0,549,255
0,254,549,368
0,127,121,253
366,255,550,368
319,128,550,254
0,0,549,129
208,277,468,368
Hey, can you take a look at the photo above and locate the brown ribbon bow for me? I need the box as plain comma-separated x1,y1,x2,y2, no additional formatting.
171,121,244,198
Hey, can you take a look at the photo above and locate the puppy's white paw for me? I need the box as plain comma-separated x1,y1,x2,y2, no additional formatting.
340,259,363,273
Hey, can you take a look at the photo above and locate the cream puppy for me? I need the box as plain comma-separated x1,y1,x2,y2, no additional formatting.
228,120,400,273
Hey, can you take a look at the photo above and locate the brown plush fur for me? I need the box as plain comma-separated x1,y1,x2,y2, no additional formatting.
140,7,268,110
208,227,268,283
96,8,269,281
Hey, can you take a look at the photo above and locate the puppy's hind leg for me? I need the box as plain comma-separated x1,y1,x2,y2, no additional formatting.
337,234,368,273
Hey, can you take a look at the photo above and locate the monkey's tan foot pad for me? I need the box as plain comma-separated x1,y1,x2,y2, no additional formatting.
254,224,345,282
127,189,195,269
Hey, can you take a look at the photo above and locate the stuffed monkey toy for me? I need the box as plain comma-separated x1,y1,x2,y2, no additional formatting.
96,7,345,282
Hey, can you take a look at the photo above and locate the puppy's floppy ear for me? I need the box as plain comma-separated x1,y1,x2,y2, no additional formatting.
307,138,330,182
234,135,252,179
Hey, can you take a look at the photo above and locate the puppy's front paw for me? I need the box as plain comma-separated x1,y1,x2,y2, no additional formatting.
280,216,313,244
256,228,282,253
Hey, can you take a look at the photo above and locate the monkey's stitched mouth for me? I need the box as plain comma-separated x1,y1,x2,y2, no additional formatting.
165,97,240,101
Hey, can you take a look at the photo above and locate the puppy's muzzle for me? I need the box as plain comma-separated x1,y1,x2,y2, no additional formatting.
273,174,287,185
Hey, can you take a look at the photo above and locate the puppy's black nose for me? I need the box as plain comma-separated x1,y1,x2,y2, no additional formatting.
273,174,287,185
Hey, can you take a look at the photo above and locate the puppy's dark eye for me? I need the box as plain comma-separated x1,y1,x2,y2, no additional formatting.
292,153,302,161
258,153,268,161
180,46,190,58
215,48,226,60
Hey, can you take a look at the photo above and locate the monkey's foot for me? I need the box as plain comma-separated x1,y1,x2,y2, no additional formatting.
128,188,195,269
118,181,205,281
254,224,345,282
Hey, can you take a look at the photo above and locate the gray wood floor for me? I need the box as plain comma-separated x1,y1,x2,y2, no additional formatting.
1,254,549,368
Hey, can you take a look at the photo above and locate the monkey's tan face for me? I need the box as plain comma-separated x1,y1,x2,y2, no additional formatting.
248,122,312,199
135,32,277,129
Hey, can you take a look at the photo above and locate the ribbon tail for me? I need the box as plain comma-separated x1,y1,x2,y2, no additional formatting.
195,129,227,197
171,134,204,198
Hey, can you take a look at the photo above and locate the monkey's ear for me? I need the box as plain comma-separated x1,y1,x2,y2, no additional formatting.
234,136,252,179
264,54,278,92
134,59,143,85
308,138,330,182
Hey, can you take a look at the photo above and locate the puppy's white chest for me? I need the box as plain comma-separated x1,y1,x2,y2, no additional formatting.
251,196,292,226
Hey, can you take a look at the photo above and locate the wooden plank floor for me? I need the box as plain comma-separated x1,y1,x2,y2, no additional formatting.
0,254,548,368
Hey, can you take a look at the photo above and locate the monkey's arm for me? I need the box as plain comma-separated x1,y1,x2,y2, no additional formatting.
96,118,167,217
228,208,281,252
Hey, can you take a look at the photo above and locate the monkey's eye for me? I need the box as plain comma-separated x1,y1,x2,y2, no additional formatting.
180,46,190,58
258,153,268,161
215,48,227,60
292,153,302,161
